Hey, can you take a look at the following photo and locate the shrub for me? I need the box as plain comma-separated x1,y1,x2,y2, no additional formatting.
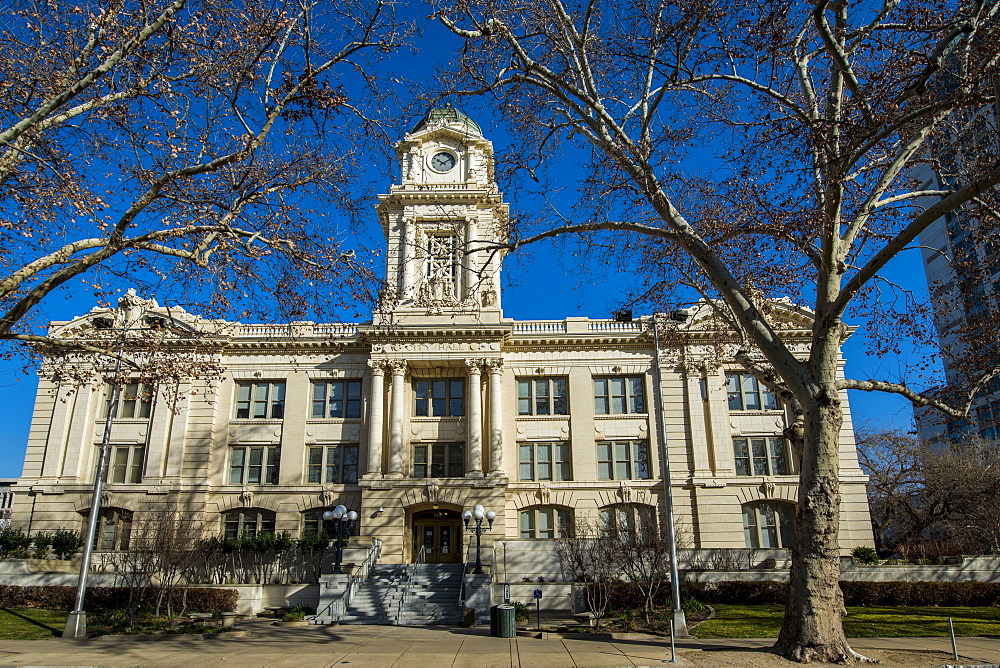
682,596,708,613
281,610,305,622
50,529,84,560
0,585,239,612
852,546,880,565
31,532,53,559
0,528,33,558
512,601,531,622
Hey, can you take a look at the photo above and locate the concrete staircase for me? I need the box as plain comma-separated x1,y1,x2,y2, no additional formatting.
337,563,465,625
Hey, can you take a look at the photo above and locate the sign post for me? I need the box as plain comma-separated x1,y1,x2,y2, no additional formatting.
533,589,542,631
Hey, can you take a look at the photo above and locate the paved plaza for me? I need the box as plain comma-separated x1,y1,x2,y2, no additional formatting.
1,621,999,666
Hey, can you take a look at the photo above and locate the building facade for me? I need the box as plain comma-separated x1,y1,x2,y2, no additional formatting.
10,109,873,566
913,99,1000,444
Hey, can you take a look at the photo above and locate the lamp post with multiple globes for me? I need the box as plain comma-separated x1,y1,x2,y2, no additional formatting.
323,504,358,574
462,504,495,575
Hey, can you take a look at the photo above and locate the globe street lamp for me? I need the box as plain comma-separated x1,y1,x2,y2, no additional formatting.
462,504,495,575
323,504,358,575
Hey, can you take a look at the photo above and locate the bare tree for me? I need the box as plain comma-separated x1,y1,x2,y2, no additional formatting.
0,0,407,363
557,521,621,629
437,0,1000,661
856,426,924,554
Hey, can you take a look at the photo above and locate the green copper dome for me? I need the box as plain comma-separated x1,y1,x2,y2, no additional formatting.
411,106,482,135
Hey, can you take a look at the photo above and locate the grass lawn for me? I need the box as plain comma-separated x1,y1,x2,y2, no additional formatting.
0,608,68,640
693,605,1000,638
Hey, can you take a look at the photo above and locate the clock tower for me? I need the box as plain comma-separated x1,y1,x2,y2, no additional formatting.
375,107,509,325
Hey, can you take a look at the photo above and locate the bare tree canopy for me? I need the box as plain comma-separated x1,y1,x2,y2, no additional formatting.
436,0,1000,661
859,426,1000,556
0,0,409,357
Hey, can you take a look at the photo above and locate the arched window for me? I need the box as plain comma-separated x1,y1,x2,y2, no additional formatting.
301,509,358,537
742,502,794,549
85,507,132,551
519,505,572,539
600,503,657,540
222,508,275,540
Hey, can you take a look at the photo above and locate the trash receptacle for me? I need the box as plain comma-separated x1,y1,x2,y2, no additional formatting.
489,605,500,637
496,604,516,638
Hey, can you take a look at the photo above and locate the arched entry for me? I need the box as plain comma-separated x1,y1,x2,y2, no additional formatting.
411,508,462,564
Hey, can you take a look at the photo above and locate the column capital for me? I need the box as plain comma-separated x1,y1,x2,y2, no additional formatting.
387,359,408,376
485,358,504,373
367,359,388,376
465,358,485,373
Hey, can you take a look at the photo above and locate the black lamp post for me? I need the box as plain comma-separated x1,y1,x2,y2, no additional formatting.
323,504,358,575
462,504,495,575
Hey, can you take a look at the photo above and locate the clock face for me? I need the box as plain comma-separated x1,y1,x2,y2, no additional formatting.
431,151,457,172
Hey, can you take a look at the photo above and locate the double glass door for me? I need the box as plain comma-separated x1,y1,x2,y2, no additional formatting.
413,515,461,564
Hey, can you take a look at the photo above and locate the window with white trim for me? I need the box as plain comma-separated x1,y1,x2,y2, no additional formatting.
105,382,153,419
519,506,573,539
102,445,144,484
594,376,645,414
311,381,362,419
517,377,568,415
88,507,132,551
223,508,275,540
726,373,779,411
229,446,280,485
414,379,464,417
733,437,791,476
302,509,358,537
413,442,465,478
518,442,570,481
600,503,657,540
234,381,285,419
307,444,359,484
742,501,794,549
597,440,651,480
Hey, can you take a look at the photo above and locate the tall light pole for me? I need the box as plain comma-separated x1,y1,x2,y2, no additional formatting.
324,504,358,574
650,312,689,636
63,313,163,639
462,504,495,574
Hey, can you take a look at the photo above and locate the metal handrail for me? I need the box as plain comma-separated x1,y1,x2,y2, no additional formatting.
397,545,426,625
312,537,381,623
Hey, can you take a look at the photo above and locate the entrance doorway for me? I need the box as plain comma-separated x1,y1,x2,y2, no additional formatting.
411,509,462,564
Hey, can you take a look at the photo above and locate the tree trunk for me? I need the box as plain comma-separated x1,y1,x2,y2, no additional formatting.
774,391,868,663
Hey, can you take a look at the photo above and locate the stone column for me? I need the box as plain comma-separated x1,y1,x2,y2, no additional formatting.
487,358,504,475
466,359,484,477
464,216,478,302
386,360,407,477
401,217,416,300
365,361,387,478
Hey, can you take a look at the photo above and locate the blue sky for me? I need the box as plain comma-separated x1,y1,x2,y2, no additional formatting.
0,9,936,478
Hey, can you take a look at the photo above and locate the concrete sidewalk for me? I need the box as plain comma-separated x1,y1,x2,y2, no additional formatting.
1,620,998,667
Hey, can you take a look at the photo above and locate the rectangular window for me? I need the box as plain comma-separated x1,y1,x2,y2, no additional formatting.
414,379,464,417
518,442,571,481
594,376,646,415
733,437,790,476
234,382,285,419
229,446,280,484
102,445,144,484
311,381,362,419
596,440,651,480
412,443,465,478
517,378,568,416
726,373,779,411
105,382,153,419
307,444,359,484
426,234,458,283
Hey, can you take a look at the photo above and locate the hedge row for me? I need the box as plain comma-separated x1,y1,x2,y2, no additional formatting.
0,585,238,612
605,580,1000,608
